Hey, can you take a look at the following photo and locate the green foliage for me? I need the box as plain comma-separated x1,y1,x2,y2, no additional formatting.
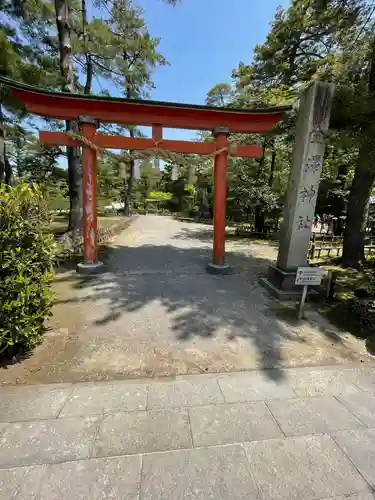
205,83,233,107
223,0,375,253
79,0,167,99
46,189,69,211
181,184,198,215
0,0,170,217
0,184,56,354
97,156,122,204
148,191,172,200
355,274,375,297
233,0,366,92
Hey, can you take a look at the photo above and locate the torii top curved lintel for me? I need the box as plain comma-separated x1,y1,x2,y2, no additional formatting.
0,76,290,133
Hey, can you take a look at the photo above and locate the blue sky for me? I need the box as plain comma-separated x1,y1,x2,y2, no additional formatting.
138,0,288,103
93,0,290,141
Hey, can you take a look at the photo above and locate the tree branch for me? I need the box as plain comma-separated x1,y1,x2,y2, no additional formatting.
90,56,125,78
296,48,325,59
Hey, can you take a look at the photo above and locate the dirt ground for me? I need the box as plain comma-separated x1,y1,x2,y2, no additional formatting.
1,215,372,385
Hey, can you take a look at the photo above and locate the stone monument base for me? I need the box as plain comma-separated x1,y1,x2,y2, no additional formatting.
260,263,302,299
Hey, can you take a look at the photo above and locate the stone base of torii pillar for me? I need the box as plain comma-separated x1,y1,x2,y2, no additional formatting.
261,81,334,298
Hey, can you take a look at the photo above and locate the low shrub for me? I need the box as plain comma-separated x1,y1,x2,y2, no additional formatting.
0,184,56,355
354,274,375,298
340,297,375,338
148,191,172,201
366,334,375,355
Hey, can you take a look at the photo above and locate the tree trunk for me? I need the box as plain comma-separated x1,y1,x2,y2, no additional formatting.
81,0,93,95
342,125,375,267
123,127,135,216
0,102,6,185
342,36,375,267
256,141,266,177
255,205,265,232
268,149,276,187
123,158,134,216
333,218,344,236
4,154,13,186
66,120,82,232
0,102,13,186
342,131,375,266
55,0,75,94
66,142,81,234
122,76,136,216
84,56,93,95
54,0,82,232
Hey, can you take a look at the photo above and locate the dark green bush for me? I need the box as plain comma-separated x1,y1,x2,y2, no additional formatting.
354,274,375,298
0,184,56,354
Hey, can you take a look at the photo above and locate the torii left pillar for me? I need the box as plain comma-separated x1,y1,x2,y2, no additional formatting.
76,116,103,275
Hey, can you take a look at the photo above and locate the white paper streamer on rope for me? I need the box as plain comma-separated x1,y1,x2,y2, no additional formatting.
119,162,126,179
188,164,195,185
133,159,141,180
171,165,178,181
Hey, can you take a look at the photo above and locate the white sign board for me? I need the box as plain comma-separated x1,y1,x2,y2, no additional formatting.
171,165,178,181
119,162,126,179
295,267,324,286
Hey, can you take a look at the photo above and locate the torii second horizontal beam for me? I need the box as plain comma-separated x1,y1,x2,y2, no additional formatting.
40,132,263,158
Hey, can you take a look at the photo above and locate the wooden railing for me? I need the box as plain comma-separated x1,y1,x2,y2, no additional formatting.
234,223,280,239
308,233,375,259
55,218,135,265
233,223,375,259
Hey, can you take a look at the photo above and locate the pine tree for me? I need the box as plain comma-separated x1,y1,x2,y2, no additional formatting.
231,0,375,265
0,0,58,185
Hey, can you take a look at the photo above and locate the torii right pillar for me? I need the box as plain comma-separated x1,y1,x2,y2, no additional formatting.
262,81,334,297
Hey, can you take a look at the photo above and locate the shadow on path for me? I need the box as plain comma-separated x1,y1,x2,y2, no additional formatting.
172,226,280,247
52,238,362,382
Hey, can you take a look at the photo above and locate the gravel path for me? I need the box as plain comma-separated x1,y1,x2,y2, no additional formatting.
0,215,371,385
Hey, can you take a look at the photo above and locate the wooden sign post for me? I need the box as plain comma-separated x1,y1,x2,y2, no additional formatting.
295,267,324,319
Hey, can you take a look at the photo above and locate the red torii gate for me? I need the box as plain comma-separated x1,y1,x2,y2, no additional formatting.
4,77,288,274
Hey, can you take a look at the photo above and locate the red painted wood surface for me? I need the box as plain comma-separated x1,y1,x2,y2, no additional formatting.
152,124,163,142
81,121,98,264
213,131,229,266
13,87,286,133
39,132,263,158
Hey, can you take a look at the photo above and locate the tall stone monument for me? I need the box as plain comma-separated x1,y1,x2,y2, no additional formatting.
262,81,334,297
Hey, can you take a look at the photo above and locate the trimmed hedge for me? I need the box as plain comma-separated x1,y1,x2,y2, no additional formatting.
0,184,56,354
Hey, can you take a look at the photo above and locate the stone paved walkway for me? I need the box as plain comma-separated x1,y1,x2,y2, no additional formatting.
1,365,375,499
0,215,371,385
